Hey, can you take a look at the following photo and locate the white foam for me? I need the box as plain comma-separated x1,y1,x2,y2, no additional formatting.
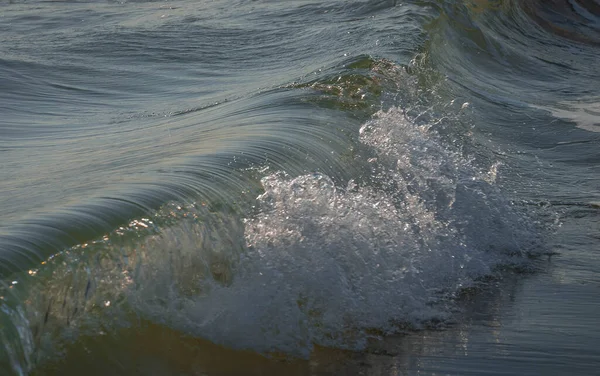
536,99,600,133
129,108,543,356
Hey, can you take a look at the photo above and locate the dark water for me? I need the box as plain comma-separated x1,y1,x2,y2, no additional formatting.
1,0,599,374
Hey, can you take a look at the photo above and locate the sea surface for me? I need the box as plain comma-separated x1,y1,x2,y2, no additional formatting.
1,0,599,375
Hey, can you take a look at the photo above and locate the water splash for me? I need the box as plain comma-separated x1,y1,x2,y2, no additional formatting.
128,108,544,357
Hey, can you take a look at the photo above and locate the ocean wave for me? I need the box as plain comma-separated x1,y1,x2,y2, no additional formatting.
1,1,580,373
0,104,547,373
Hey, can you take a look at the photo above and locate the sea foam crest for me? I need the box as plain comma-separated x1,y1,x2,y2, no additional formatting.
133,108,542,357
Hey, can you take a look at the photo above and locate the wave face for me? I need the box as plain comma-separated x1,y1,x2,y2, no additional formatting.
1,0,599,374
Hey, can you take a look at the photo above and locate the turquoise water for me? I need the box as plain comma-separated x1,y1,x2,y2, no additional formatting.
1,0,599,374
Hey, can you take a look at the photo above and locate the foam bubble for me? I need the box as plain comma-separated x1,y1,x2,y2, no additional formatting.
131,108,543,356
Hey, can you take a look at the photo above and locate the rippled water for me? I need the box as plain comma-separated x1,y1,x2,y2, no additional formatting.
1,0,599,374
